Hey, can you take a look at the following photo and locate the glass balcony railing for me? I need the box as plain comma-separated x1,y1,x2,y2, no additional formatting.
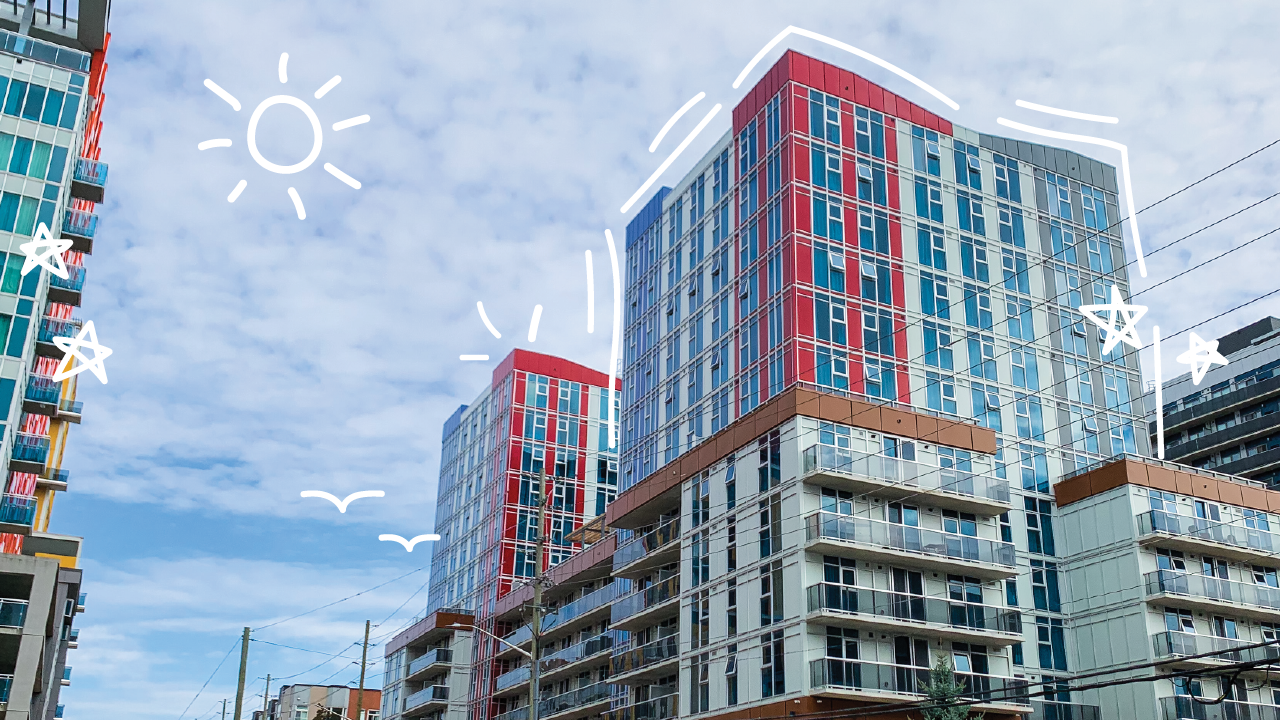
610,633,678,676
1159,695,1280,719
803,445,1010,506
495,630,622,692
503,623,532,649
0,494,36,526
404,685,449,709
50,265,86,292
603,692,678,720
45,469,70,484
806,582,1021,635
59,399,83,416
11,434,50,464
24,376,59,405
806,511,1016,569
494,706,529,720
1146,569,1280,611
1139,510,1280,556
543,583,619,634
54,703,64,718
539,681,612,717
62,209,97,239
0,29,90,72
407,647,452,677
74,158,108,187
1032,700,1102,720
1152,630,1273,662
0,674,10,703
810,658,1028,703
38,317,80,343
0,598,27,628
611,575,680,624
614,518,680,569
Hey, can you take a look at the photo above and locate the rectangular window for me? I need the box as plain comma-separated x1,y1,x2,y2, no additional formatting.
1081,185,1108,230
997,204,1026,247
727,577,738,634
1047,173,1072,220
859,208,891,254
1025,498,1056,555
688,650,710,714
926,371,957,415
758,492,782,558
960,235,989,281
726,642,739,705
855,107,886,159
1002,250,1031,294
915,178,943,221
954,140,981,190
920,271,950,319
912,126,941,176
994,154,1021,202
923,321,954,370
691,529,709,587
917,224,946,269
963,284,993,330
761,629,786,697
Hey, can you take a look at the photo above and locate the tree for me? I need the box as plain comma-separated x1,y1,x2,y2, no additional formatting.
921,655,983,720
311,707,345,720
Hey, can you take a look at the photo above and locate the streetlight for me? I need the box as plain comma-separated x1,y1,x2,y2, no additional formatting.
447,623,532,659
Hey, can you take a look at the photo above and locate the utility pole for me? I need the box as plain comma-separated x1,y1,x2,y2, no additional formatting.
222,699,227,720
528,468,550,720
261,674,271,720
232,627,251,720
356,620,370,720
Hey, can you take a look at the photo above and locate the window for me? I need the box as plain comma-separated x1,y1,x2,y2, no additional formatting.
1002,250,1030,294
758,430,781,492
1020,445,1049,493
1081,185,1108,230
865,357,897,399
727,577,738,635
689,651,709,713
815,294,847,345
691,473,709,527
690,589,710,649
1006,297,1034,341
691,530,709,587
812,191,843,241
1047,173,1072,220
811,142,842,193
963,284,993,330
727,514,738,572
954,141,981,189
1037,616,1068,671
760,559,784,626
1025,498,1056,555
859,208,891,254
957,190,985,235
994,154,1021,202
809,90,840,144
921,271,950,319
815,345,850,391
923,321,954,370
926,371,957,414
855,107,886,158
960,235,989,281
1011,347,1039,390
759,493,782,558
860,257,893,304
918,225,946,269
726,642,739,705
1015,395,1045,440
1050,221,1077,264
997,204,1026,247
761,629,786,698
915,178,943,221
1165,607,1195,634
967,334,997,381
725,459,737,510
912,126,941,176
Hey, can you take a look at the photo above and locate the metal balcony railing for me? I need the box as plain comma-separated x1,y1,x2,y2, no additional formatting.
0,494,36,526
11,434,49,464
1146,569,1280,611
1159,695,1280,720
1139,509,1280,555
74,158,107,186
614,518,680,568
806,511,1016,568
803,445,1011,507
610,633,678,676
50,265,85,292
407,647,452,677
810,658,1028,703
62,209,97,239
0,598,27,628
806,582,1021,635
611,575,679,624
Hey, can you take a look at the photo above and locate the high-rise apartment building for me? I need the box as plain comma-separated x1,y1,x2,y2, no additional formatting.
1151,316,1280,486
406,349,619,720
0,3,109,719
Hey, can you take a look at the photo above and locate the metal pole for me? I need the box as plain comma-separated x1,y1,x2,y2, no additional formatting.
356,620,370,720
222,699,227,720
232,627,251,720
528,469,549,720
260,675,271,720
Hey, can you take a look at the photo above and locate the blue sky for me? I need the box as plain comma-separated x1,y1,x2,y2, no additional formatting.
55,1,1280,718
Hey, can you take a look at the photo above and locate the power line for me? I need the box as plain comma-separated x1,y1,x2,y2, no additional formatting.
253,563,431,632
177,636,242,720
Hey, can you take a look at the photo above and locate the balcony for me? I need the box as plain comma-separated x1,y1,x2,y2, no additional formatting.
404,685,449,713
498,584,619,658
55,703,63,718
802,445,1011,515
538,681,612,720
1159,695,1280,720
77,592,86,612
1151,630,1276,670
1031,700,1102,720
0,28,91,72
23,375,60,410
806,512,1017,580
11,433,50,472
1138,509,1280,562
71,158,107,203
1145,569,1280,619
806,582,1021,645
0,673,10,703
0,598,26,628
603,692,677,720
0,495,36,528
610,633,678,682
37,317,81,357
493,664,530,695
810,658,1029,709
41,469,70,489
613,518,680,578
405,647,452,681
496,629,622,694
61,665,70,686
58,398,83,424
61,210,97,253
610,575,680,631
47,265,86,306
68,627,78,648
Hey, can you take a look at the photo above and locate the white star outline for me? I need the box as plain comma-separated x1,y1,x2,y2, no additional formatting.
52,320,112,385
1078,285,1148,355
1175,331,1229,386
18,222,72,280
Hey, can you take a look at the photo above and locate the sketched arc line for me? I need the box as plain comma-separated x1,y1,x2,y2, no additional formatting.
620,103,722,215
605,229,622,449
732,26,960,111
527,305,543,343
476,301,502,339
996,117,1147,278
585,250,595,333
649,92,706,152
1015,99,1118,124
